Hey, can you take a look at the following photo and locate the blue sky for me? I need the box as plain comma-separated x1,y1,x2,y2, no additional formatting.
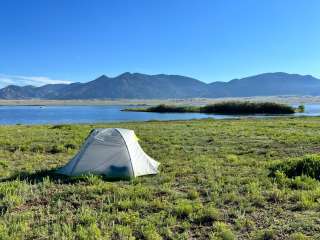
0,0,319,87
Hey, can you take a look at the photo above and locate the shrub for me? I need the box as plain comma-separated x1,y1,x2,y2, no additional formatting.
201,101,295,114
269,155,320,180
296,105,305,113
126,101,295,115
147,104,198,113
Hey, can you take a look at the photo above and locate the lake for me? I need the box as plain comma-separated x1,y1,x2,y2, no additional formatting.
0,104,319,125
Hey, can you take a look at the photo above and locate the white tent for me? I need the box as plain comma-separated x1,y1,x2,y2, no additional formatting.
56,128,159,179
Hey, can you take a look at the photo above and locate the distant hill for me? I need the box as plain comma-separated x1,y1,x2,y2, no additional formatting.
207,72,320,97
0,72,320,99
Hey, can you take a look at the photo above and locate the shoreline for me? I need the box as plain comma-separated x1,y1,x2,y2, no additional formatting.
1,96,320,106
0,115,318,126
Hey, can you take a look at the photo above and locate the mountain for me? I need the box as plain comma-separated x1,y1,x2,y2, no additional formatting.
0,72,320,99
0,84,68,99
51,73,208,99
207,72,320,97
0,72,208,99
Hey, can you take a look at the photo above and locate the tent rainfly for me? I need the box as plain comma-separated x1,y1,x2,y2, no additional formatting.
56,128,159,178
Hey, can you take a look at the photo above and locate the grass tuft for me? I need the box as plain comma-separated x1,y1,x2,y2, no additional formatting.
210,222,235,240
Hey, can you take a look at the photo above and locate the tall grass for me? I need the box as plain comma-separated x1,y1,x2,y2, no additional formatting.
200,101,295,114
125,101,296,114
269,155,320,180
146,104,198,113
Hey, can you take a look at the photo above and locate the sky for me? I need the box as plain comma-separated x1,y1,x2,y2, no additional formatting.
0,0,319,87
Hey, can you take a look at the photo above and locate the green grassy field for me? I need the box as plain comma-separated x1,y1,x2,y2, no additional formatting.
0,117,320,239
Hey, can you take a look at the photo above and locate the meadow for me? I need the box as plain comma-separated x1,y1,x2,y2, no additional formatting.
0,117,320,239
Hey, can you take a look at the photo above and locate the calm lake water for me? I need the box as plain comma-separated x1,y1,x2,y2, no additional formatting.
0,104,319,125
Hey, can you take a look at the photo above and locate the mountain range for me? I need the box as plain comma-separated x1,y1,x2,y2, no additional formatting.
0,72,320,99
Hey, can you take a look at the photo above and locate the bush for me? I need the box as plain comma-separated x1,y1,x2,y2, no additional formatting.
131,102,295,114
200,101,295,114
269,155,320,180
296,105,305,113
147,104,198,113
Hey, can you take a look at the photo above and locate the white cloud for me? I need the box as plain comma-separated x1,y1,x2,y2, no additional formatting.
0,73,72,88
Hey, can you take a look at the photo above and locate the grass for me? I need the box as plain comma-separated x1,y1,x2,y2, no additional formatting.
0,117,320,239
201,101,295,114
123,104,199,113
124,101,296,114
269,155,320,180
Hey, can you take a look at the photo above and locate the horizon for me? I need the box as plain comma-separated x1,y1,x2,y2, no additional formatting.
1,0,320,87
1,71,319,89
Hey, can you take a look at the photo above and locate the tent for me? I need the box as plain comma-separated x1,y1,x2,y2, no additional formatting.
56,128,159,179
